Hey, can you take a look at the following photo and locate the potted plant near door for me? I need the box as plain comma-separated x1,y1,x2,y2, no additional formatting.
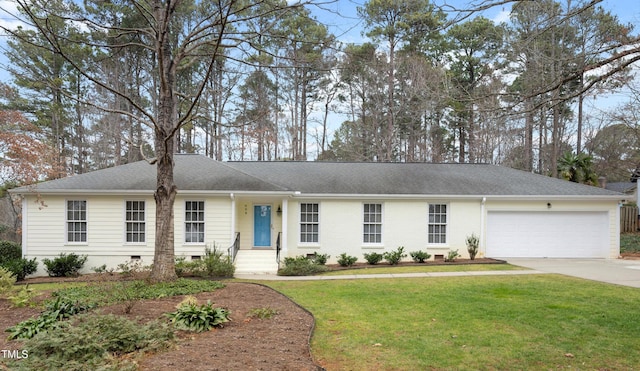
466,233,479,260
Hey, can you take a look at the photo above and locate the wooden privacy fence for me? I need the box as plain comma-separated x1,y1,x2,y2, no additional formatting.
620,206,639,233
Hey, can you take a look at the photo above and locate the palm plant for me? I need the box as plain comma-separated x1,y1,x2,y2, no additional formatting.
557,151,598,185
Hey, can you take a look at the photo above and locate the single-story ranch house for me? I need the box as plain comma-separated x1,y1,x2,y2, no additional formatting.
10,154,625,276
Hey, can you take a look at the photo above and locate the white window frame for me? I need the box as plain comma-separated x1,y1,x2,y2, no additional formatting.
299,203,320,244
185,200,205,244
66,200,87,244
363,203,383,245
124,200,146,244
428,203,448,245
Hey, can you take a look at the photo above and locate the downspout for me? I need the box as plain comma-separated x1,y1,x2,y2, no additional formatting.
281,198,288,260
230,193,236,243
21,197,27,258
616,201,622,259
480,197,486,258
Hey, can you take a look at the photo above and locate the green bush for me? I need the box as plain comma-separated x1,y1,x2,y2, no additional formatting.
410,250,432,263
8,284,38,307
279,256,328,276
42,253,88,277
383,246,407,265
0,240,21,264
337,253,358,267
445,249,461,262
14,314,174,370
167,297,231,332
200,246,235,277
363,252,383,265
466,233,480,260
0,240,37,280
309,252,330,265
3,257,39,280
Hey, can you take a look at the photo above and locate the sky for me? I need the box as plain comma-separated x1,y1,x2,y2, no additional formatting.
0,0,638,158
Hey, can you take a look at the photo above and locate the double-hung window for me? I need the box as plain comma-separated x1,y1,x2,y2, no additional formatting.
66,200,87,243
300,203,319,243
125,201,146,243
363,203,382,244
428,204,447,244
185,201,205,243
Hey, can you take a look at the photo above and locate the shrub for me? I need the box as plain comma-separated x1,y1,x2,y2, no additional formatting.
466,233,480,260
0,240,21,264
383,246,407,265
167,297,231,332
42,253,88,277
337,253,358,267
14,314,174,370
199,245,235,277
309,252,330,265
117,259,150,277
445,249,461,262
279,256,328,276
363,252,383,265
0,241,38,280
410,250,432,263
3,257,39,280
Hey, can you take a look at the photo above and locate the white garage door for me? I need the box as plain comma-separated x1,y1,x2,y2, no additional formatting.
486,211,610,258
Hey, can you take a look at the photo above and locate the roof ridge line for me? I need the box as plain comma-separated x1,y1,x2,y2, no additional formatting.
217,161,292,192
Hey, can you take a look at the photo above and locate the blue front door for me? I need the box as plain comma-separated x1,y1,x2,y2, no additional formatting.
254,205,271,247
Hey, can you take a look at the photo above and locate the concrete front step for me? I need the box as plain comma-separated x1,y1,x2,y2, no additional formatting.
234,249,279,275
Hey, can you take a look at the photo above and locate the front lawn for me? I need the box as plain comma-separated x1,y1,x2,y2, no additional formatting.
265,275,640,370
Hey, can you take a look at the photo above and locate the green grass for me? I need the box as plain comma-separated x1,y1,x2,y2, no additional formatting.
265,275,640,370
321,263,523,276
620,232,640,253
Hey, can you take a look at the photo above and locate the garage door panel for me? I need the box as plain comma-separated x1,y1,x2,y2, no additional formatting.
486,211,609,258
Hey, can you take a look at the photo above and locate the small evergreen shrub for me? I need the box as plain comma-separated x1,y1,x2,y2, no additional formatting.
410,250,431,263
309,252,330,265
0,240,21,264
167,296,231,332
337,253,358,267
383,246,407,265
3,257,39,280
363,252,383,265
42,253,88,277
0,241,37,280
445,249,461,262
279,256,328,276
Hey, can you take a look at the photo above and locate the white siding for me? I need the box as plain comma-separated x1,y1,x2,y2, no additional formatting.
285,199,483,263
23,194,233,276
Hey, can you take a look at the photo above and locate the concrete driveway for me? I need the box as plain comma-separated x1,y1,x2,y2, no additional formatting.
507,258,640,288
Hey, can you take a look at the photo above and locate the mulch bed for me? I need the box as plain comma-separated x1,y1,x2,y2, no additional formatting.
0,282,322,370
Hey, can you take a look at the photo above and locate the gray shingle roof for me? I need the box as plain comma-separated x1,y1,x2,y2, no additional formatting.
11,154,623,198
